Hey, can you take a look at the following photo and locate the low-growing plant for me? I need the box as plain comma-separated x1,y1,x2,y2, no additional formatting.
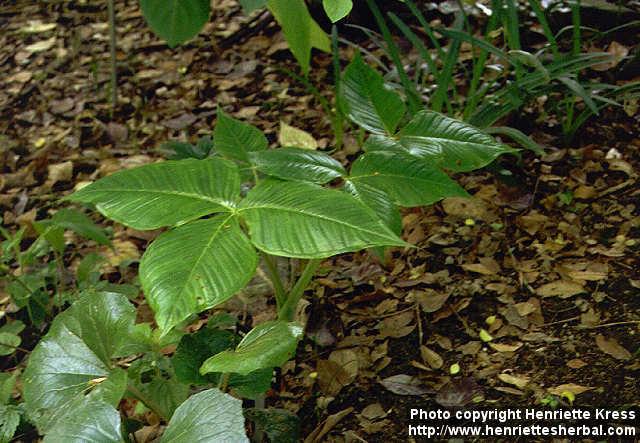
13,53,519,440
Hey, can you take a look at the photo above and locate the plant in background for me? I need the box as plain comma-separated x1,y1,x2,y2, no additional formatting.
138,0,353,75
18,55,517,440
358,0,639,141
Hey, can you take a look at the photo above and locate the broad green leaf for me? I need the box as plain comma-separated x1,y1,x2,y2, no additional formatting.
267,0,330,75
349,151,468,207
200,321,303,375
245,408,300,443
214,109,268,163
0,334,19,356
323,0,352,22
0,405,21,443
249,148,346,184
342,53,406,135
139,0,210,47
239,180,406,258
344,181,402,235
240,0,267,13
173,328,236,385
23,292,135,432
278,121,318,150
161,389,248,443
68,159,239,230
128,355,188,420
51,209,110,245
0,371,18,405
43,399,123,443
172,328,272,397
397,111,517,172
140,215,258,333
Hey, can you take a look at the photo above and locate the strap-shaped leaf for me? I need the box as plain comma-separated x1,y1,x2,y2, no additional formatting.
23,292,134,432
349,151,468,207
200,321,303,376
342,53,406,135
267,0,330,75
140,215,258,333
161,389,248,443
44,399,123,443
249,148,346,184
139,0,210,47
398,111,517,172
214,109,268,163
68,159,239,230
239,180,406,258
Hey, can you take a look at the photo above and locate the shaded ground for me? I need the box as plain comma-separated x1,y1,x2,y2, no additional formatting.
1,1,639,442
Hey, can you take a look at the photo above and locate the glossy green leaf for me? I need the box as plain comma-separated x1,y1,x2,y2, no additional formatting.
397,111,517,172
323,0,352,22
201,321,303,376
344,181,402,235
267,0,330,75
51,209,110,245
214,109,268,163
128,355,187,420
350,151,468,207
161,389,248,443
43,399,123,443
245,408,300,443
342,53,406,135
140,215,258,333
239,180,406,258
249,148,346,184
173,328,236,385
139,0,210,47
0,371,19,405
0,333,19,357
68,159,239,230
23,292,135,432
240,0,267,13
0,405,21,443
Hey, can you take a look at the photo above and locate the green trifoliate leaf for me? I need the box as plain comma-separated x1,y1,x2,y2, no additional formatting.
140,215,258,334
23,292,135,432
161,389,249,443
214,109,268,163
173,328,236,385
342,53,406,135
201,321,303,376
139,0,210,47
68,159,240,230
349,151,468,207
397,111,518,172
267,0,330,75
43,398,123,443
323,0,353,22
249,148,346,184
239,180,407,258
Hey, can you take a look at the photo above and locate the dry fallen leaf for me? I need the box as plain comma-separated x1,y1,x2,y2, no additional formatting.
536,280,585,298
566,359,588,369
279,121,317,150
595,335,631,360
489,342,523,353
498,373,530,389
548,383,594,396
415,289,449,313
420,346,444,369
379,374,430,396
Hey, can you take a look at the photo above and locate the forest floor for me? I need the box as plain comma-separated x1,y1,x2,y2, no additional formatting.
1,0,639,442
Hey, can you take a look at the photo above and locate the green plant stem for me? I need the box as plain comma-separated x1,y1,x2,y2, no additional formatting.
263,253,286,309
107,0,117,113
331,25,344,149
571,0,581,56
218,372,230,392
126,383,168,422
278,259,321,321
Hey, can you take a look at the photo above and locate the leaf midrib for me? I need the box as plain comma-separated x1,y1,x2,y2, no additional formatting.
78,188,235,210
